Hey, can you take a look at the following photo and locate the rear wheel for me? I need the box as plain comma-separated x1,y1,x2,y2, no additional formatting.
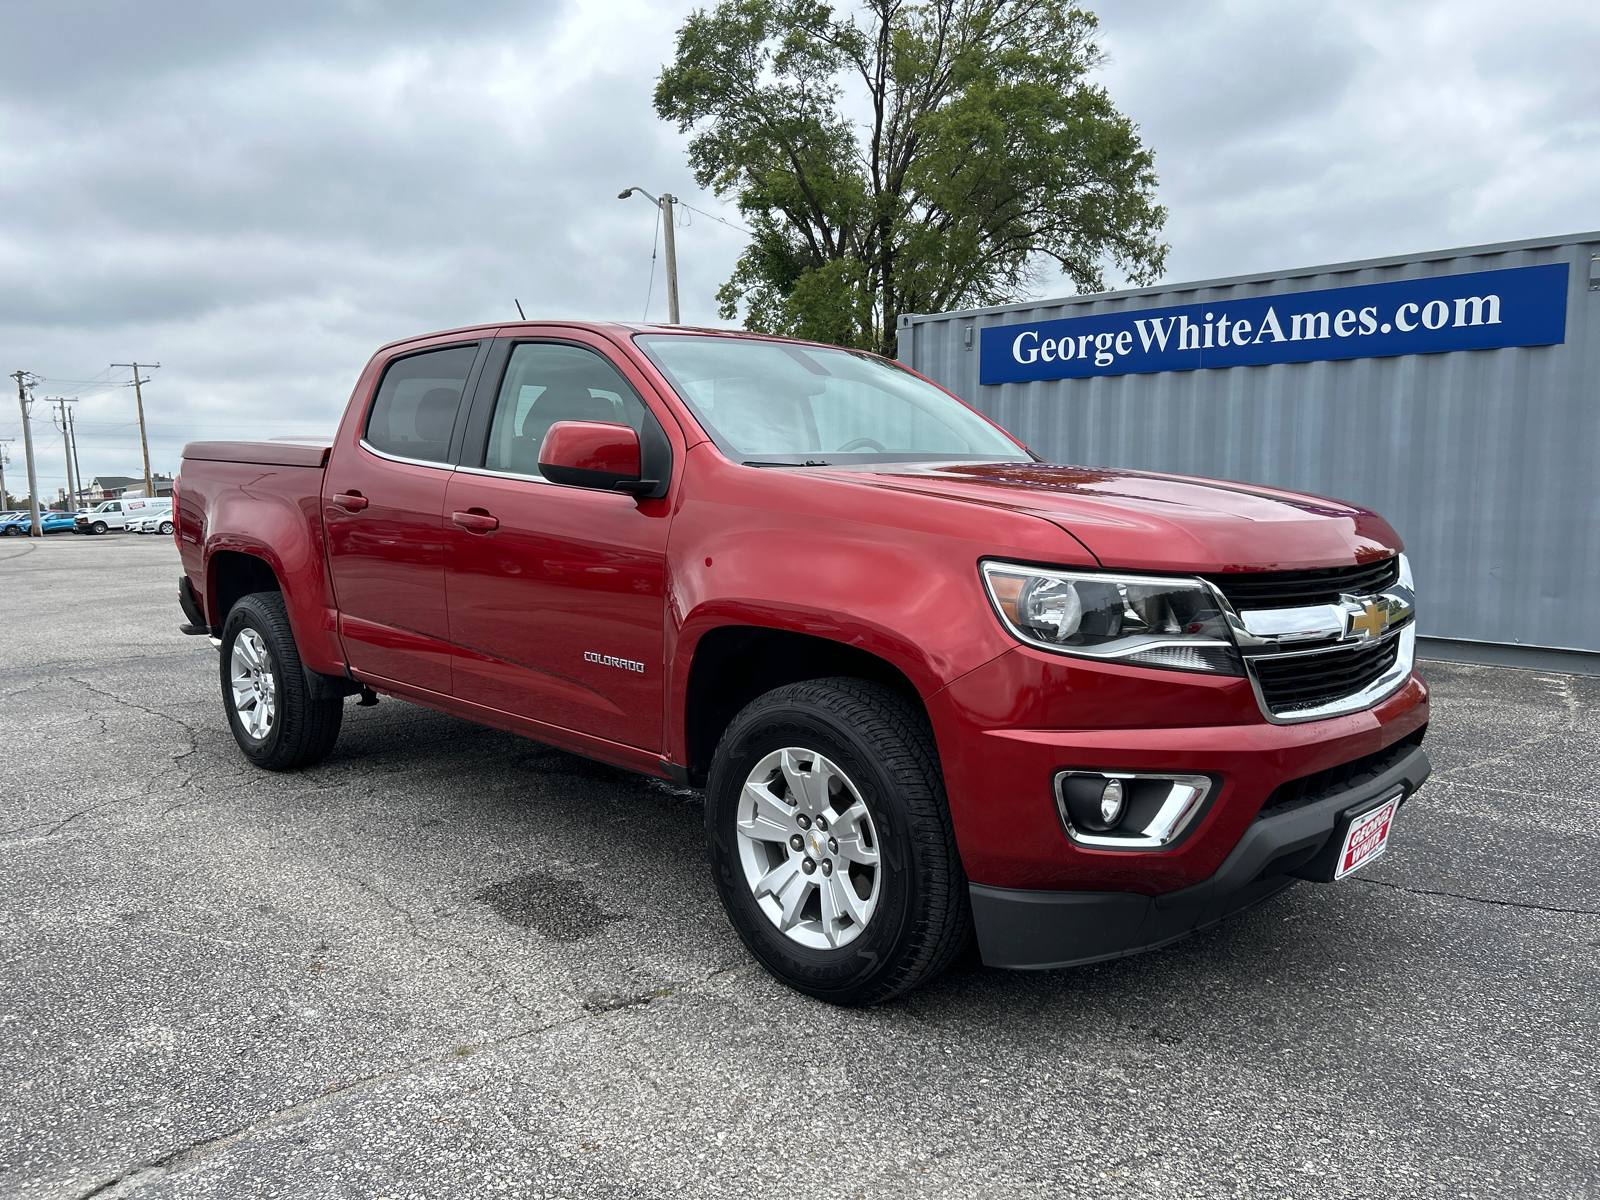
220,591,343,770
705,678,971,1005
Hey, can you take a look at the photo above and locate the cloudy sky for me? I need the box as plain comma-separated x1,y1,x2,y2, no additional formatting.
1,0,1596,496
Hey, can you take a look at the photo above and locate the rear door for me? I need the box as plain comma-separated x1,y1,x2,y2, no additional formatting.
442,335,674,751
324,340,487,694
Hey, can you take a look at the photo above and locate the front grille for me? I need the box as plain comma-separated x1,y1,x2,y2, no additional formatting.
1249,635,1401,716
1258,727,1426,819
1205,557,1400,610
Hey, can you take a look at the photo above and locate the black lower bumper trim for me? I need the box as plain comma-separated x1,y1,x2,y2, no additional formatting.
177,574,209,633
970,744,1432,970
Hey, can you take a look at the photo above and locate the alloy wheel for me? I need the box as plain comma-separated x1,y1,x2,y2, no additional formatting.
734,747,882,950
229,628,277,740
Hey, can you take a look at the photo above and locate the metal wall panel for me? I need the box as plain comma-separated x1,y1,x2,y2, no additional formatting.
900,232,1600,654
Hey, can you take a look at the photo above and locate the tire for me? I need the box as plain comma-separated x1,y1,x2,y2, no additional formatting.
91,521,107,535
159,520,174,536
1,526,17,536
220,591,343,770
705,678,972,1005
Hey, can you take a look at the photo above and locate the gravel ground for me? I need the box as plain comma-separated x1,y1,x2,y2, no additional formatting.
1,534,1596,1199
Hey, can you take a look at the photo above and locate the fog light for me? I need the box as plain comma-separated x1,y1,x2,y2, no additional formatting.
1099,779,1125,826
1054,771,1215,850
1060,774,1125,832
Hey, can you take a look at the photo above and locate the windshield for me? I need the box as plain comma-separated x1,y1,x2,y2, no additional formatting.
636,335,1025,465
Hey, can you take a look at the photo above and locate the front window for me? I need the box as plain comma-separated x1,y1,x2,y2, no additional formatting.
479,342,650,478
637,335,1025,465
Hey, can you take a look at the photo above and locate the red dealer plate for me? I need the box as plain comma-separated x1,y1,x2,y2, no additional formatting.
1334,791,1402,880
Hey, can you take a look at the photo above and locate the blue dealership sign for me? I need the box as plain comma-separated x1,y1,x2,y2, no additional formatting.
979,263,1569,384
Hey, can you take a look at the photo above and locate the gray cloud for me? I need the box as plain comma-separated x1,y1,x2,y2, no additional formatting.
1093,0,1600,282
2,0,1595,494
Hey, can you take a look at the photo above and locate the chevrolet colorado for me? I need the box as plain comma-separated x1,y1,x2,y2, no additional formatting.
175,322,1429,1003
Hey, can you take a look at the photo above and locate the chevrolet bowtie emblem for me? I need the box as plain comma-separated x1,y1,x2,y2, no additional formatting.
1349,602,1390,639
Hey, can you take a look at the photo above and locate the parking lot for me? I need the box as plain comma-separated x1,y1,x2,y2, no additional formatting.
1,534,1596,1199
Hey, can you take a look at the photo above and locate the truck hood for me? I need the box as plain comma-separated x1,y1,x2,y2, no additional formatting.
813,461,1401,574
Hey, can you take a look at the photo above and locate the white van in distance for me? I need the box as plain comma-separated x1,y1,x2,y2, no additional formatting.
76,496,172,535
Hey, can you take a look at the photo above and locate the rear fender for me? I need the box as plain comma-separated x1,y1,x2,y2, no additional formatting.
202,484,343,676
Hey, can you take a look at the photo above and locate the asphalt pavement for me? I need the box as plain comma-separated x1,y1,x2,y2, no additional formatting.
1,535,1596,1199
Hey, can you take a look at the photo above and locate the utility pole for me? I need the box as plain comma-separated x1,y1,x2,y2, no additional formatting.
46,399,78,514
0,439,12,511
10,370,42,536
67,406,84,510
112,362,159,497
618,187,680,323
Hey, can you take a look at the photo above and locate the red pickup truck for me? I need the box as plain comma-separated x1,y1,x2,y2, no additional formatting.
175,321,1429,1004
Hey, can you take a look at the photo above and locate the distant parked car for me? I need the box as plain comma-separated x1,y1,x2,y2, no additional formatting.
130,512,176,535
76,497,171,535
0,511,77,535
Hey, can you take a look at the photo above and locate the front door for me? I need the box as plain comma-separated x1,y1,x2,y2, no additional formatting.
443,339,671,751
324,341,481,694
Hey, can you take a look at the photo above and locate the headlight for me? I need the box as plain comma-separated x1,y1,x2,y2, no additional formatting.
981,561,1244,675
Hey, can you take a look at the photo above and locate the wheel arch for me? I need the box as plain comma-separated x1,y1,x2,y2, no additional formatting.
206,548,283,630
679,625,929,787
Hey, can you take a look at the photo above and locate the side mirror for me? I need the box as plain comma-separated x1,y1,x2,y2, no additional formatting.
538,420,657,494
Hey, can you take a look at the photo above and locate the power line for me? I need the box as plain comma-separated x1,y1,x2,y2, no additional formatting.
676,200,754,238
642,201,662,322
33,368,116,389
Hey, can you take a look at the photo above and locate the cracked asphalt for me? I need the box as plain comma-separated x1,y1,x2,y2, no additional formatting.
2,535,1597,1199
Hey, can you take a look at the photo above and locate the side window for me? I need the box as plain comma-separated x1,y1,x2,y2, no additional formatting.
364,344,478,464
482,343,647,477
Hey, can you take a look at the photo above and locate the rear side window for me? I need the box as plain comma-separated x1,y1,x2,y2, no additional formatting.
482,343,648,478
364,345,478,464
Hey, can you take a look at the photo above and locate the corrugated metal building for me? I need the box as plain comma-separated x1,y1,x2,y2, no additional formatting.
898,231,1600,671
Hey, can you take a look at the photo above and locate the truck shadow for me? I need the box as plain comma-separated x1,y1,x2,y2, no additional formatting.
305,698,1392,1026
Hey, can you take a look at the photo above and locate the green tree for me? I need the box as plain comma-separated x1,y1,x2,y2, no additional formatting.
655,0,1168,355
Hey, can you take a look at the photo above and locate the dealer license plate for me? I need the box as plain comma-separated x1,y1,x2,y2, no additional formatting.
1334,791,1401,879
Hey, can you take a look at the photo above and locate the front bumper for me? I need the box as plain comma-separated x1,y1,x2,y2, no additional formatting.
970,741,1431,969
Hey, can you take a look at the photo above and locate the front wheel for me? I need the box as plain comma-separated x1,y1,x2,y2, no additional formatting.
705,678,972,1005
158,520,174,535
91,521,107,535
220,591,343,770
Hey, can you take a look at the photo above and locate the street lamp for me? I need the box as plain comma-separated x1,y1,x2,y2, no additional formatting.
619,187,679,324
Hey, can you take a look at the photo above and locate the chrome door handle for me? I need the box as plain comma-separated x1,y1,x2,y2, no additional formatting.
332,492,369,512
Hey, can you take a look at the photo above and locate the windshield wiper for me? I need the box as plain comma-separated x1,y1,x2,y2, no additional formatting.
742,459,831,468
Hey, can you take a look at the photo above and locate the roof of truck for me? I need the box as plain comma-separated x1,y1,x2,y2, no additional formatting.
371,321,843,356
